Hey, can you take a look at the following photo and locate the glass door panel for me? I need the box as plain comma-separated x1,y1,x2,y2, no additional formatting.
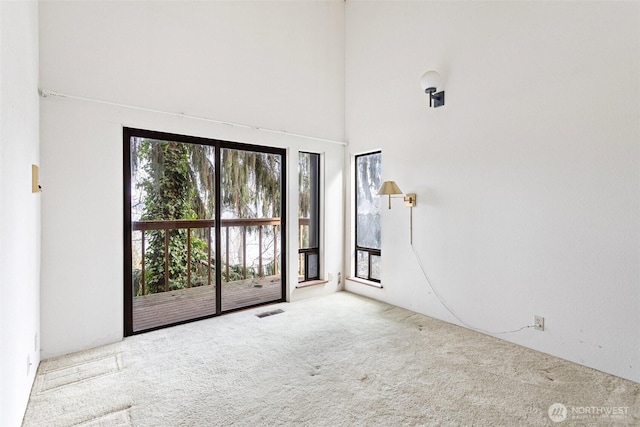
129,137,216,332
220,148,284,311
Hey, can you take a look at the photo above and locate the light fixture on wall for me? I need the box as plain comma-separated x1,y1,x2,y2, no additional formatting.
420,70,445,108
377,181,416,242
378,181,401,209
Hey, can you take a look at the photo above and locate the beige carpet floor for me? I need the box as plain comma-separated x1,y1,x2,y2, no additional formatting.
22,292,640,426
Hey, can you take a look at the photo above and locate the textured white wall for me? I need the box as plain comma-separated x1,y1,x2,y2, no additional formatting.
345,1,640,383
39,1,345,358
0,1,41,426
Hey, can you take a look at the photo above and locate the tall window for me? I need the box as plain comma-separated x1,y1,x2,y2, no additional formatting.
355,152,382,282
298,152,320,282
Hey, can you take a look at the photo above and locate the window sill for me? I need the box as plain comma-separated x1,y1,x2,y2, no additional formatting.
346,277,383,289
295,280,329,289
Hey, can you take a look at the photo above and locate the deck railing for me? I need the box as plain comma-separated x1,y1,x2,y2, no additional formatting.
133,218,310,295
133,218,280,294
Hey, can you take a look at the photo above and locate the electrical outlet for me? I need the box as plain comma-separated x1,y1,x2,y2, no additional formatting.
534,315,545,331
27,355,31,375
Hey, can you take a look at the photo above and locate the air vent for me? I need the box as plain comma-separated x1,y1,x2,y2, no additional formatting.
255,309,284,318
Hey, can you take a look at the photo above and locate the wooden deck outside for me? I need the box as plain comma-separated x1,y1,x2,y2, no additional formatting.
132,275,282,332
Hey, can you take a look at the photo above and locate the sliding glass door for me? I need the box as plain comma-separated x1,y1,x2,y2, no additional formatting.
124,129,286,335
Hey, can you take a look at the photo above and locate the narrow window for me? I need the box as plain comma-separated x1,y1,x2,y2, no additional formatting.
355,152,382,282
298,152,320,282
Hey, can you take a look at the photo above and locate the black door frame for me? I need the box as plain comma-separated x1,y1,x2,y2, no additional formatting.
123,127,287,336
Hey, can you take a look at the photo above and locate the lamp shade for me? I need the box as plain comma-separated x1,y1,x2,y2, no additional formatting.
377,181,403,195
420,70,441,91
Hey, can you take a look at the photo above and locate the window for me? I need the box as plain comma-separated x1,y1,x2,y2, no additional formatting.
355,152,382,282
298,152,320,282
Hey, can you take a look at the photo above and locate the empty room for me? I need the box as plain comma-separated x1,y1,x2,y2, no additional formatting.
1,0,639,425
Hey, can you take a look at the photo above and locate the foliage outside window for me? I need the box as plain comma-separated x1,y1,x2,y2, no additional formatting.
131,139,212,294
355,152,382,282
130,137,282,295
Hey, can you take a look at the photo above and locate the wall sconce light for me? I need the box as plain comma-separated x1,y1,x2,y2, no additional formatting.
377,181,416,209
377,181,401,209
377,181,417,243
420,70,445,108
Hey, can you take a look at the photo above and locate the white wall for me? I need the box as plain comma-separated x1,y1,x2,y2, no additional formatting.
39,1,345,358
0,1,41,426
345,1,640,383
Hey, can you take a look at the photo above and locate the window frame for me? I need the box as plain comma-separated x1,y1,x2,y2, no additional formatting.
354,151,382,283
298,151,321,282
